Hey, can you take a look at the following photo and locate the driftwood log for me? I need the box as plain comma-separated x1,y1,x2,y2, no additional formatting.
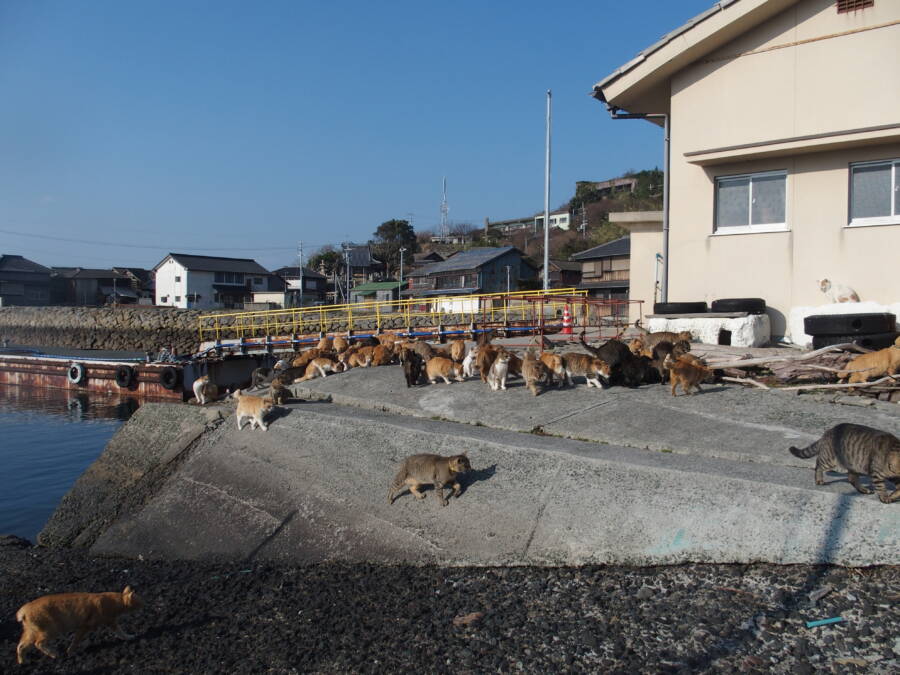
706,344,899,399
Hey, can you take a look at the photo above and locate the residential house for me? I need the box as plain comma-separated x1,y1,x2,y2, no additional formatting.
153,253,272,309
485,216,533,236
349,281,403,308
430,232,474,245
0,255,51,306
571,236,631,307
592,0,900,337
343,244,384,285
579,177,638,198
246,274,292,309
534,208,571,231
112,267,155,302
404,247,536,312
51,268,135,305
411,251,445,267
272,266,327,306
537,260,583,289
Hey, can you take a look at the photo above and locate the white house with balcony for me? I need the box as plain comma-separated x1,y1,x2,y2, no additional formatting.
153,253,272,310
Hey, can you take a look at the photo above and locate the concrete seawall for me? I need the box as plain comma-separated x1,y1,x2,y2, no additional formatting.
0,306,204,354
0,306,486,353
40,375,900,566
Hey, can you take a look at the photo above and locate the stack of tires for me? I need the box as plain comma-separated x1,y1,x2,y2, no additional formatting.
653,298,767,314
804,313,898,350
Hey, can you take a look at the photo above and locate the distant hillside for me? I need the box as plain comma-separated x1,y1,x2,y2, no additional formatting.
439,169,662,261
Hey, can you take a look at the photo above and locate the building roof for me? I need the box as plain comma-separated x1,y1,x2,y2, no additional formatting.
274,266,327,280
53,267,129,280
570,236,631,261
350,281,403,293
0,255,52,274
113,267,153,283
592,0,796,113
414,246,520,275
155,253,270,275
543,259,583,272
345,245,382,268
413,251,445,263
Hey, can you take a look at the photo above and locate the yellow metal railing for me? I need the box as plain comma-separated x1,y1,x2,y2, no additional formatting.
198,288,587,342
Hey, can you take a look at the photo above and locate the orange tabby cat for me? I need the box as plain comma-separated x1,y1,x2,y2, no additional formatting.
233,389,276,430
837,336,900,385
665,353,709,396
449,339,467,363
426,356,464,384
16,586,143,664
332,336,349,353
539,352,567,387
296,357,340,381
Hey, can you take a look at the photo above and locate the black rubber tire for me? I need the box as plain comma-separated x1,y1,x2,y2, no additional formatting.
710,298,766,314
653,302,708,314
159,366,180,390
115,365,134,388
804,313,896,336
811,332,900,350
66,363,86,385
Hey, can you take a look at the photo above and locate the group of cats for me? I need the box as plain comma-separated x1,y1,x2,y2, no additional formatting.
395,327,712,397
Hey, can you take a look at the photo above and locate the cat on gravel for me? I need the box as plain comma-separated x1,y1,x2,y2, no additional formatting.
16,586,143,664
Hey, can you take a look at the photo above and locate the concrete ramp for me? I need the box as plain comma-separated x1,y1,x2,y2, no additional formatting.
74,401,899,566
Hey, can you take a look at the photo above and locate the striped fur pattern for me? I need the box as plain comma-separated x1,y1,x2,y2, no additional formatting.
789,423,900,503
387,453,472,507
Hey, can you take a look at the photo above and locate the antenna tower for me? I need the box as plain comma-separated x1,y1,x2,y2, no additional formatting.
440,177,449,239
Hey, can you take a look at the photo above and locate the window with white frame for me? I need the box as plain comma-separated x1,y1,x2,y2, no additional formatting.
714,170,786,233
849,159,899,227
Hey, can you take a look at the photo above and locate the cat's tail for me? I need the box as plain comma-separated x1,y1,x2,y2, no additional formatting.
789,442,819,459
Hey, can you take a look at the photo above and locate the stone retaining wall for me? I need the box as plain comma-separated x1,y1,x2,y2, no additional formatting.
0,306,204,354
0,307,503,354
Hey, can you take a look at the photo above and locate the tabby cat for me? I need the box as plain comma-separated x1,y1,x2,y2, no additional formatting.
789,423,900,503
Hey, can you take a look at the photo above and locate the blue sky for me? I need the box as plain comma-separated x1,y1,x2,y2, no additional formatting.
0,0,712,271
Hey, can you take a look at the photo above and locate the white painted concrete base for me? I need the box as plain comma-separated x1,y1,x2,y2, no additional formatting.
788,301,900,347
647,314,771,347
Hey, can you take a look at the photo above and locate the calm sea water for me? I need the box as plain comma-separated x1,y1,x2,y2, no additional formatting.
0,385,140,542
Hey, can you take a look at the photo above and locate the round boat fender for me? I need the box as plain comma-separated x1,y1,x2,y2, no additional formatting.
159,366,180,390
67,362,86,385
115,365,135,388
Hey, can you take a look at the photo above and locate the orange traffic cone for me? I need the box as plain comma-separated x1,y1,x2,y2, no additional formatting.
561,304,573,334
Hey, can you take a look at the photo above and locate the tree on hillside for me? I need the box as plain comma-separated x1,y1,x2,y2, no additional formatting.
308,245,342,276
370,219,418,277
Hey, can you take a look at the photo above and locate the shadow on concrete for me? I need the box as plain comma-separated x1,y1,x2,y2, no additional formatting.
681,489,856,669
458,463,498,497
266,407,294,423
244,510,298,563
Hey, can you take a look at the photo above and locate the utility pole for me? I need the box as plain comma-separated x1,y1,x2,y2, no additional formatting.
505,265,511,294
343,242,351,303
543,89,551,291
581,202,587,239
297,241,304,308
399,247,407,290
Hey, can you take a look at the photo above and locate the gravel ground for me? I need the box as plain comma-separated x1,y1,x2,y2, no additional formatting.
2,538,897,674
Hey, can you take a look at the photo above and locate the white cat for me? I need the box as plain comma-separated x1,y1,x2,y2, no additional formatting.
818,279,860,303
462,346,479,378
487,350,510,391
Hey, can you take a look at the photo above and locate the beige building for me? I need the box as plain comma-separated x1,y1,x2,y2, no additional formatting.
593,0,900,338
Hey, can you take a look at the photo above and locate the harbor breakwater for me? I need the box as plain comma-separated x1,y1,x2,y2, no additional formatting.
0,306,482,354
0,306,203,354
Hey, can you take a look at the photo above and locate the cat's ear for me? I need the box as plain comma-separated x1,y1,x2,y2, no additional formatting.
461,451,468,457
123,586,133,595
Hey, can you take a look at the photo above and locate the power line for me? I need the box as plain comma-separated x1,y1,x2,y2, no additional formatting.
0,227,329,252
